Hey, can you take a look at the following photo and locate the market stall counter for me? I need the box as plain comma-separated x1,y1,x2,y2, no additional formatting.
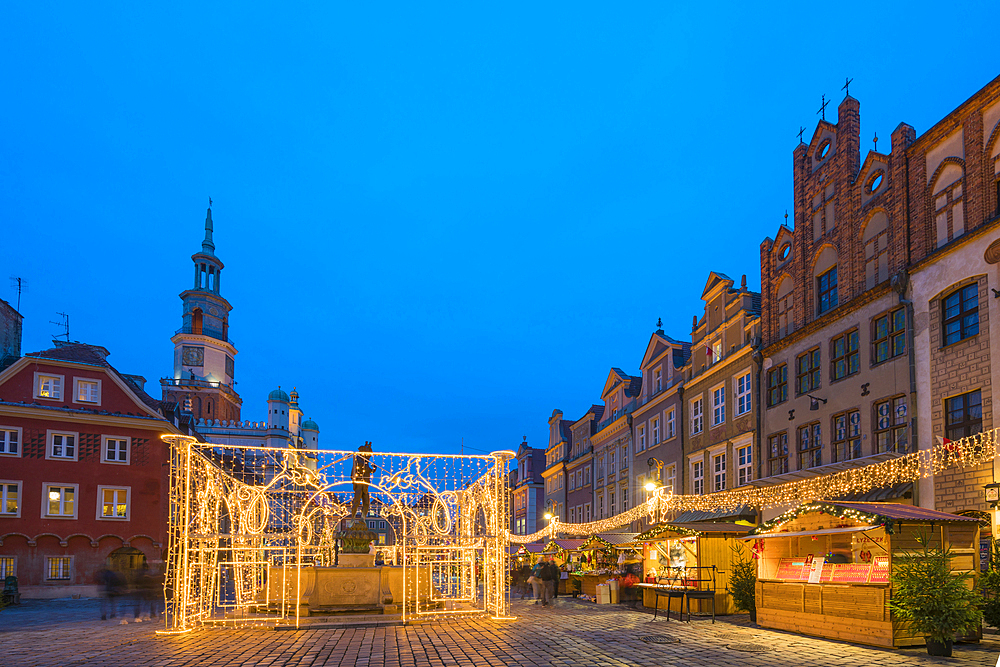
743,501,983,648
635,521,752,616
576,533,639,599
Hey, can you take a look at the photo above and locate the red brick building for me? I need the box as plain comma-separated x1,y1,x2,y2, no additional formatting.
0,341,195,597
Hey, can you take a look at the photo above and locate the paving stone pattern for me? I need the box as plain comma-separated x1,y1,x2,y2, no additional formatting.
3,597,1000,666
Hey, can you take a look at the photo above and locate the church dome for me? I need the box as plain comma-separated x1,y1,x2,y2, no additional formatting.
268,387,290,402
302,418,320,431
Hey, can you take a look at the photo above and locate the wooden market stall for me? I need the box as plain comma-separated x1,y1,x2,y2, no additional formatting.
745,501,983,648
575,533,639,597
634,522,752,616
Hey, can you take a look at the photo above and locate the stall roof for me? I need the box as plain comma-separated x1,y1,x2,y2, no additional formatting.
825,501,985,523
580,533,639,550
740,526,877,541
510,543,546,554
548,539,586,551
749,501,985,536
637,522,752,541
672,506,757,523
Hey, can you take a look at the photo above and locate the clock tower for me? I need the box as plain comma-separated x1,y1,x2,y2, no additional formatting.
161,207,242,423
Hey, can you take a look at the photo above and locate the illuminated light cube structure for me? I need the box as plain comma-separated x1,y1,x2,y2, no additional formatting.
159,435,514,631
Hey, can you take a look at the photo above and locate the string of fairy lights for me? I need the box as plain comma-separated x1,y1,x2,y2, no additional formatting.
507,428,998,545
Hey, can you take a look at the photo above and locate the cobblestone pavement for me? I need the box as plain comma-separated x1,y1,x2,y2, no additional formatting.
3,596,1000,666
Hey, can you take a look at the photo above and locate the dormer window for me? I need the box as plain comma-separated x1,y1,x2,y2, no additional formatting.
654,369,662,392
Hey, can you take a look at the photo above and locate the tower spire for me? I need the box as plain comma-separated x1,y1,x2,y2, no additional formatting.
202,207,216,256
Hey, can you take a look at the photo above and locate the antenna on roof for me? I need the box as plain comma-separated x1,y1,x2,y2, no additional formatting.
50,312,70,342
8,276,26,312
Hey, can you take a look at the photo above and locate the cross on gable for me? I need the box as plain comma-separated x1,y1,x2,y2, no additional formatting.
818,94,829,121
842,76,853,97
798,126,806,143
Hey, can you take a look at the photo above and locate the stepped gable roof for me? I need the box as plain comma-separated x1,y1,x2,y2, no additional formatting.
26,342,164,413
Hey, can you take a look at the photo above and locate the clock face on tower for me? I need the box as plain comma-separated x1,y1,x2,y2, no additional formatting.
209,306,221,317
182,346,205,367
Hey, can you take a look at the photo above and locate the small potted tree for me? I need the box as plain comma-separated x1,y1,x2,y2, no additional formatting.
889,532,982,657
726,545,758,623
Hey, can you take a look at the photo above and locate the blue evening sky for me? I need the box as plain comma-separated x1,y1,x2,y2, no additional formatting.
2,2,998,457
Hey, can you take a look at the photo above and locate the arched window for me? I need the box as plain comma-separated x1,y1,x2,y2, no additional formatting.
862,211,889,290
191,308,203,335
776,277,794,338
932,163,964,248
813,247,839,315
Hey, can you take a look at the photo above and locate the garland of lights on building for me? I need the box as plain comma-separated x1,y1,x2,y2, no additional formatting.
507,428,998,544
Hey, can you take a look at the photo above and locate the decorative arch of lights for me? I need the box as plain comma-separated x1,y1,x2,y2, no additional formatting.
510,428,1000,544
159,436,514,632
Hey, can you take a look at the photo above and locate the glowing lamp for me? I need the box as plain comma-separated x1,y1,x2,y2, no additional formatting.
644,481,656,492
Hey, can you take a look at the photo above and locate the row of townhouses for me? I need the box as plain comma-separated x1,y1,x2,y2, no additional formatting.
514,74,1000,533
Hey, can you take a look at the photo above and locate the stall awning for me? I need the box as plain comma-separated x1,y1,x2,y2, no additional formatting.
740,526,880,541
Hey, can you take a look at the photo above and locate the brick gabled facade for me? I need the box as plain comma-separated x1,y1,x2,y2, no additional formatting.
0,342,195,597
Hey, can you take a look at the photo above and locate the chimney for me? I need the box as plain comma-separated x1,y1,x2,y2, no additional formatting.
0,298,23,371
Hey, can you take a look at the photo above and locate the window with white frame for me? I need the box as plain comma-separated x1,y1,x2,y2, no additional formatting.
667,409,675,439
712,385,726,426
98,486,129,520
735,372,751,416
609,491,615,515
692,460,704,495
691,398,704,435
597,456,604,479
0,481,20,517
652,417,660,445
620,444,627,470
44,484,77,518
569,507,575,523
622,485,628,511
0,556,14,578
637,424,646,452
737,444,753,486
637,473,646,496
609,451,616,476
74,378,101,404
665,465,676,494
654,368,662,392
102,436,130,464
0,427,20,456
47,431,77,460
585,503,591,521
36,373,64,400
47,556,71,581
713,452,726,491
